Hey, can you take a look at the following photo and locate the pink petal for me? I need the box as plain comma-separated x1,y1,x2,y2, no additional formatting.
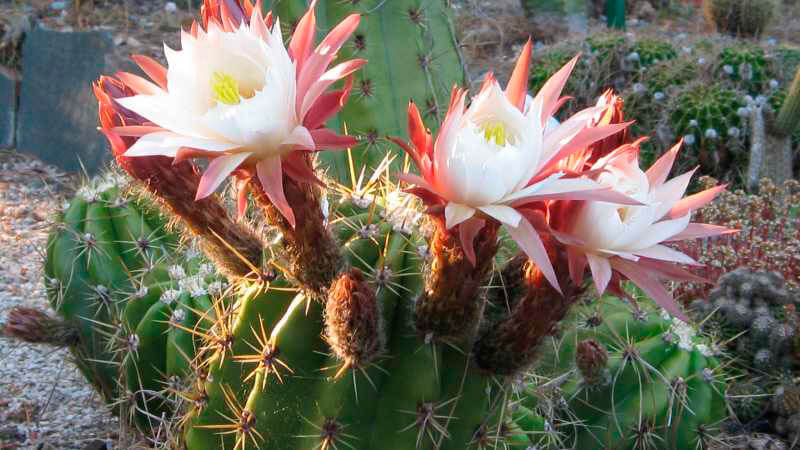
531,54,580,126
296,14,361,113
301,59,367,119
131,54,167,90
114,72,162,95
458,218,486,266
506,218,562,294
665,222,738,241
586,252,612,295
173,147,225,165
407,101,430,161
195,152,251,200
310,128,358,150
477,205,523,227
651,168,697,220
303,75,354,130
389,136,423,174
567,246,587,286
288,0,318,75
235,177,252,219
110,125,165,137
636,258,708,283
506,39,532,112
283,152,324,186
645,140,682,188
611,258,688,321
257,157,296,228
667,185,727,219
541,121,633,172
632,244,699,265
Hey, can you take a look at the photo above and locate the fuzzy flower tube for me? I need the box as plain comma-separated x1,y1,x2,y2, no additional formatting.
98,0,363,294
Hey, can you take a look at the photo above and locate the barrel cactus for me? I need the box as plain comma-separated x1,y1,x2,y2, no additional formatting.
519,295,728,450
266,0,466,183
628,38,677,70
703,0,775,37
690,268,797,373
714,45,771,95
666,82,748,181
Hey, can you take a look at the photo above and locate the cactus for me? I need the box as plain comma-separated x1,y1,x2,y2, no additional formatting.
665,82,748,181
690,268,797,373
725,381,769,424
628,38,677,69
267,0,466,183
703,0,775,38
715,45,771,95
518,295,727,450
41,176,227,431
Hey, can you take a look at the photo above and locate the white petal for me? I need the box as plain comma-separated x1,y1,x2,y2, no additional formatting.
444,203,476,229
124,132,240,157
477,205,522,227
506,218,561,293
196,152,251,199
586,252,612,295
632,244,699,265
282,126,314,150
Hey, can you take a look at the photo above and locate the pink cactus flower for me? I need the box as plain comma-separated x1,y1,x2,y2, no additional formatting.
108,0,363,227
392,41,638,292
549,140,735,319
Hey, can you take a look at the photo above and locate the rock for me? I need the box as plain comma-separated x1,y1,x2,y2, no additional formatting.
165,1,178,13
634,1,657,21
0,69,17,149
50,1,69,10
17,28,114,174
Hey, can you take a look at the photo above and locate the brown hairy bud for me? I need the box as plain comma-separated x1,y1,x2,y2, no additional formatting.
414,217,500,342
324,269,383,372
250,169,341,298
474,235,585,376
576,339,609,385
3,307,79,347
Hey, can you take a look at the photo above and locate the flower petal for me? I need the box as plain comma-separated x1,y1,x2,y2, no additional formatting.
196,152,251,200
632,244,699,265
288,0,318,73
611,257,688,321
531,54,580,126
665,222,737,241
477,205,522,228
257,156,296,228
303,74,354,130
130,54,168,90
301,59,367,120
505,38,532,112
310,128,358,149
458,218,486,266
645,140,682,188
667,185,726,219
586,252,612,295
444,203,476,229
506,217,562,294
124,132,240,157
567,246,587,286
282,126,315,151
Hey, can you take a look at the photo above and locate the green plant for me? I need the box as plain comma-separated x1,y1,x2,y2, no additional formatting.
703,0,775,37
41,176,228,431
690,268,797,373
666,82,748,182
628,38,677,69
715,45,771,94
518,295,727,450
267,0,466,183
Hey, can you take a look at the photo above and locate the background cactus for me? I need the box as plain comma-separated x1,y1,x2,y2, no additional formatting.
690,268,797,373
518,295,727,450
665,82,748,182
714,45,771,95
266,0,466,183
703,0,775,37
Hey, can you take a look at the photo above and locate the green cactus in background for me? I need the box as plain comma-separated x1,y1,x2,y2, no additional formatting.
703,0,775,38
715,45,771,95
666,82,748,182
773,45,800,84
518,296,727,450
267,0,466,183
628,38,677,69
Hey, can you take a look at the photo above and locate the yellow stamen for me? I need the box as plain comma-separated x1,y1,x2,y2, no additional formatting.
212,72,241,105
483,123,508,146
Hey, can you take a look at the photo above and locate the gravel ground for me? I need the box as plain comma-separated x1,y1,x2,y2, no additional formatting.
0,152,120,449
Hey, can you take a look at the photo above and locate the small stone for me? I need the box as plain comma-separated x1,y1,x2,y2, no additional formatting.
165,1,178,13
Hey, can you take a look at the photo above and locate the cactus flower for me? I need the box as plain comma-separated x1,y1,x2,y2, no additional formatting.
109,0,363,226
551,140,734,319
393,41,635,291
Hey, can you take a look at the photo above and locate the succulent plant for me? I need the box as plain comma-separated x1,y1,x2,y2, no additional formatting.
704,0,775,38
665,82,748,181
726,381,770,424
628,38,677,69
690,268,797,373
715,45,771,94
40,176,227,432
518,295,727,450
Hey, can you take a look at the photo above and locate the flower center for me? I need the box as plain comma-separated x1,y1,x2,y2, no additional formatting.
482,122,509,146
212,71,242,105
